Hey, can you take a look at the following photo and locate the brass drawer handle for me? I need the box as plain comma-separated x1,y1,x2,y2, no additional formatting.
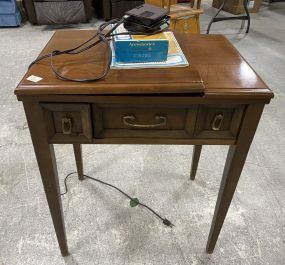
212,114,224,131
123,114,167,129
62,117,72,134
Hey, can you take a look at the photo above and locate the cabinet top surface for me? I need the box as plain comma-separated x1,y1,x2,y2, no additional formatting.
15,30,273,99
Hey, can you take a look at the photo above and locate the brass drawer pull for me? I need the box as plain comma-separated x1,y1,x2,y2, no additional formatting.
123,114,167,129
212,114,224,131
62,117,72,134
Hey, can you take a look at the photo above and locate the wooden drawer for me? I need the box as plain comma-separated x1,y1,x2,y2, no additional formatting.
92,104,197,138
194,105,244,139
41,103,92,143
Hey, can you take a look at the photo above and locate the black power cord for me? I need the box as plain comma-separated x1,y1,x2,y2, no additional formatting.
29,18,124,82
61,172,174,228
28,17,169,83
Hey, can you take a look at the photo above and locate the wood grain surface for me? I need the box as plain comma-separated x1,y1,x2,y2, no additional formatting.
15,30,273,100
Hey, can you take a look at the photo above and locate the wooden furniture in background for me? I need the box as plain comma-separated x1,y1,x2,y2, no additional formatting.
15,30,273,256
145,0,203,33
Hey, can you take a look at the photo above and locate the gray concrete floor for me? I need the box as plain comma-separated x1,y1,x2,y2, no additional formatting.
1,1,285,265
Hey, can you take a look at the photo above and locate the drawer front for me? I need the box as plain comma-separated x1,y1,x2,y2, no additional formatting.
194,105,244,139
41,103,92,143
93,104,197,138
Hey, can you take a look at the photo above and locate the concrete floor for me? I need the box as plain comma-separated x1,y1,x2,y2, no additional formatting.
1,1,285,265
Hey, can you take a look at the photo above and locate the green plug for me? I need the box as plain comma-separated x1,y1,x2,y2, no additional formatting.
130,198,139,207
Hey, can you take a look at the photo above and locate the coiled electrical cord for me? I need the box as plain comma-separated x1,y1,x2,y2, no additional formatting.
28,16,169,83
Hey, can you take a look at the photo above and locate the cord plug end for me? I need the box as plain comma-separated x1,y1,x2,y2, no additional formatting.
130,198,140,207
163,218,174,228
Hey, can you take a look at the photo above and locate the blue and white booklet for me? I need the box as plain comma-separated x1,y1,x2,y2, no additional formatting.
111,25,189,69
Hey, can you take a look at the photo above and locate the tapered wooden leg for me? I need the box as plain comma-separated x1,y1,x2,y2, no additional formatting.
190,145,202,180
206,104,264,253
73,144,84,180
24,103,69,256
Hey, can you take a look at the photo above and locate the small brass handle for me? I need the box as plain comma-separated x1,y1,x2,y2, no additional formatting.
123,114,167,129
62,117,72,134
212,114,224,131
